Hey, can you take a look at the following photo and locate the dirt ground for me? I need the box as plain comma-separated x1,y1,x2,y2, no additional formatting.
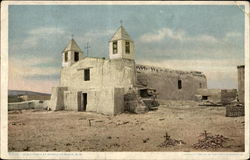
8,100,244,152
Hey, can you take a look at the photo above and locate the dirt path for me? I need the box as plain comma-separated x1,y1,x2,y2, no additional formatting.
8,100,244,152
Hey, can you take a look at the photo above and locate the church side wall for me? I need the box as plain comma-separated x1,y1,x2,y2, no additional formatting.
136,66,207,100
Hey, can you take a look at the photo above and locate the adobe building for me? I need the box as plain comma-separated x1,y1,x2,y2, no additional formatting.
237,65,245,104
49,25,207,115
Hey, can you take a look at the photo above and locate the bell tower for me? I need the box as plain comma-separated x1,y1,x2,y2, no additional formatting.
109,24,135,60
62,38,84,67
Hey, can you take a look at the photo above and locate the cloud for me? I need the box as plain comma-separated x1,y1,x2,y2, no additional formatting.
75,29,115,43
139,28,185,42
9,57,59,78
21,27,66,49
9,57,60,93
139,27,241,44
29,27,65,35
225,32,242,38
137,59,243,89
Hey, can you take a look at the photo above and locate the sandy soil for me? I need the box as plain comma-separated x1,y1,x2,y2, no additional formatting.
8,100,244,152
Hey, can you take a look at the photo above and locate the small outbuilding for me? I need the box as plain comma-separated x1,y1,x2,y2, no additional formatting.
196,89,237,106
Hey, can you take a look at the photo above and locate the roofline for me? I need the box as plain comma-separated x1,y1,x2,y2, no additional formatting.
61,49,83,53
108,39,134,43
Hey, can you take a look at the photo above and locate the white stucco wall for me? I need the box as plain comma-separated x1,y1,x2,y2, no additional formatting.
59,58,135,115
60,58,136,92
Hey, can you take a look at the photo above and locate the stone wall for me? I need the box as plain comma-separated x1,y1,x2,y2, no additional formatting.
237,65,245,104
221,89,237,104
136,64,207,100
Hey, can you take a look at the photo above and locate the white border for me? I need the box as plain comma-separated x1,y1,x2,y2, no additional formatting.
1,1,249,159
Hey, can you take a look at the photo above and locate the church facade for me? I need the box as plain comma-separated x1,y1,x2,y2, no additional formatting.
49,25,207,115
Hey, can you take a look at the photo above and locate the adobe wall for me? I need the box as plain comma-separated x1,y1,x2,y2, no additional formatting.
221,89,237,104
136,64,207,100
237,65,245,104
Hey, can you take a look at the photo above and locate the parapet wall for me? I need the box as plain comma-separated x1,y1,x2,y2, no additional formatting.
136,64,207,100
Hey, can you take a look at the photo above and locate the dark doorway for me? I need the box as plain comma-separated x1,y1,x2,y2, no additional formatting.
78,92,87,111
82,93,87,111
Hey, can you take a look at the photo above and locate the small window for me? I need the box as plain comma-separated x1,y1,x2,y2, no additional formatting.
125,41,130,54
202,96,208,100
178,80,182,89
84,69,90,81
74,52,79,62
65,52,68,62
113,41,118,54
200,83,202,88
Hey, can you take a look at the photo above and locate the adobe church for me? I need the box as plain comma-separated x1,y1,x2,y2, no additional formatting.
50,25,207,115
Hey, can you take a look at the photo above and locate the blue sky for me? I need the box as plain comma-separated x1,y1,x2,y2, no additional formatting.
8,5,245,93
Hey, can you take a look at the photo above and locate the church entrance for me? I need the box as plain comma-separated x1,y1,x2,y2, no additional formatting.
78,92,87,111
82,93,87,111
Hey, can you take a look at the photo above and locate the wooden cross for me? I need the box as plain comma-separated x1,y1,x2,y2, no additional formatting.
84,42,91,56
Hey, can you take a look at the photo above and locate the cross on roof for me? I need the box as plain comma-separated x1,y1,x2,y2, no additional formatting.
84,42,91,56
71,34,74,39
120,20,123,26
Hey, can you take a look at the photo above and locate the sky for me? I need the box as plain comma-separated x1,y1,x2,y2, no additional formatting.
8,5,245,93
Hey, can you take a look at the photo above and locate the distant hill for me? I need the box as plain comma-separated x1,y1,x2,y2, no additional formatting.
8,90,51,96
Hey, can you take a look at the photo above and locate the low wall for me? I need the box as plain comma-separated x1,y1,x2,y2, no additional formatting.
8,100,48,111
19,95,51,101
196,89,237,105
